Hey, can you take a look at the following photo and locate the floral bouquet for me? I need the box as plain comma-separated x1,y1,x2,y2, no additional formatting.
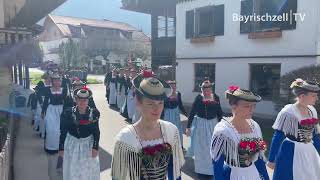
139,143,172,168
238,138,267,166
300,118,319,129
299,118,319,143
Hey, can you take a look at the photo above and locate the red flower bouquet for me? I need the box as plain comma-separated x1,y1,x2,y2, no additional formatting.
139,143,172,167
238,138,266,166
238,138,266,153
143,70,154,78
300,118,319,126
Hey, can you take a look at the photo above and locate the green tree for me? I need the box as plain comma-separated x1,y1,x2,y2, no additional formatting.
273,65,320,114
59,38,86,69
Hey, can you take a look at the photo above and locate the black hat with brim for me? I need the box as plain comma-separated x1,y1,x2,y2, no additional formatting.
74,87,92,99
200,78,214,88
132,71,172,101
225,86,261,102
290,79,320,93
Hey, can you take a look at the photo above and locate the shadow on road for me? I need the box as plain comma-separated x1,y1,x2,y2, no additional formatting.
99,147,113,172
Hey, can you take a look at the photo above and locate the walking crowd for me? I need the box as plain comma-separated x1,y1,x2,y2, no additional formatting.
26,66,320,180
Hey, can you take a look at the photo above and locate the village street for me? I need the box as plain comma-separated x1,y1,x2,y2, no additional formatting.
13,82,197,180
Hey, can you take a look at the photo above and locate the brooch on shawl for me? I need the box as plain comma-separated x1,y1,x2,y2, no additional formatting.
72,107,96,125
168,96,177,102
202,99,218,105
238,138,267,166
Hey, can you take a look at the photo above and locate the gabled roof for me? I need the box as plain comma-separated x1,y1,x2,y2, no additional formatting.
49,14,137,34
46,14,150,42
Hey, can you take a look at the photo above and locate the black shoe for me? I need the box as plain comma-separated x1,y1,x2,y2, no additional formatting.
197,173,213,180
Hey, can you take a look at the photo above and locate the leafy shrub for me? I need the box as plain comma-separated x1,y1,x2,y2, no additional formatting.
273,65,320,114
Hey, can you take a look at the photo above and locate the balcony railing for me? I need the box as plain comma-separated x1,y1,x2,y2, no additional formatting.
0,28,32,46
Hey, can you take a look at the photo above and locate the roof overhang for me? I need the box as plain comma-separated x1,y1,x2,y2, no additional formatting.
121,0,176,17
7,0,67,27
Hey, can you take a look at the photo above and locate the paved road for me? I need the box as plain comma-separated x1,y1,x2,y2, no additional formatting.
91,84,195,179
18,71,273,179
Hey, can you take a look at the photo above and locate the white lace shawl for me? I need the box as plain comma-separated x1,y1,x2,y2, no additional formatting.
210,117,264,167
272,104,319,137
111,120,185,180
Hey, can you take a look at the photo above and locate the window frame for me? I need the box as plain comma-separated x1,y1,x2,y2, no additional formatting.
186,4,225,39
249,63,281,100
193,63,216,92
157,16,176,38
195,6,214,38
240,0,297,33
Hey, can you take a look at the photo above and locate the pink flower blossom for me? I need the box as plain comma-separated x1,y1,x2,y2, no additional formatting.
228,85,240,92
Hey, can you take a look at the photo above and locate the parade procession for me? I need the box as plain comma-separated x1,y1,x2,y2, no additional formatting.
3,0,320,180
22,64,320,180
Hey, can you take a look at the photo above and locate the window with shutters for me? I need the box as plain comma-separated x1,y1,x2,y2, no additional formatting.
186,10,194,39
194,63,216,92
158,16,175,38
196,7,214,37
250,64,281,100
240,0,297,33
185,5,224,39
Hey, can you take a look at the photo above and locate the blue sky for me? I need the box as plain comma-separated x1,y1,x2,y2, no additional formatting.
49,0,151,35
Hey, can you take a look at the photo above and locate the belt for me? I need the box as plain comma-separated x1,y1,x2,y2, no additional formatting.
286,135,312,143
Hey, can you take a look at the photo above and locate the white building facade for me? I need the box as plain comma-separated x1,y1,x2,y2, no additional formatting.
176,0,320,117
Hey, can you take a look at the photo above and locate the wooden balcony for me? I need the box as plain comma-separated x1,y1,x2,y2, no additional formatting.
151,37,175,67
6,0,67,27
121,0,176,17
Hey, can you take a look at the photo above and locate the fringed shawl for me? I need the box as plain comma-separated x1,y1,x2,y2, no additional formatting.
272,104,319,138
210,118,264,167
111,120,185,180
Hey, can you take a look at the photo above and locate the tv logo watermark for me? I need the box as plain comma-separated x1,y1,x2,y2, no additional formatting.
233,10,306,24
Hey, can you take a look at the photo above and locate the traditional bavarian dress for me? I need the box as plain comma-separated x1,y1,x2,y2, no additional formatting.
117,76,126,109
121,76,136,120
39,85,51,138
162,92,187,145
60,106,100,180
111,120,184,180
108,76,117,106
42,87,66,152
269,104,320,180
211,118,269,180
187,94,223,175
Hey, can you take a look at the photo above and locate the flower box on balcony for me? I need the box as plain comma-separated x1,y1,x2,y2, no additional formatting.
190,36,215,43
248,29,282,39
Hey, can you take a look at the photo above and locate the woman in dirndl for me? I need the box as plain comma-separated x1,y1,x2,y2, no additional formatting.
185,78,223,178
162,80,188,147
121,69,138,122
41,73,67,180
28,81,44,134
267,78,320,180
39,72,52,138
59,87,100,180
108,69,118,107
211,86,269,180
117,68,126,110
111,70,184,180
120,69,130,119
